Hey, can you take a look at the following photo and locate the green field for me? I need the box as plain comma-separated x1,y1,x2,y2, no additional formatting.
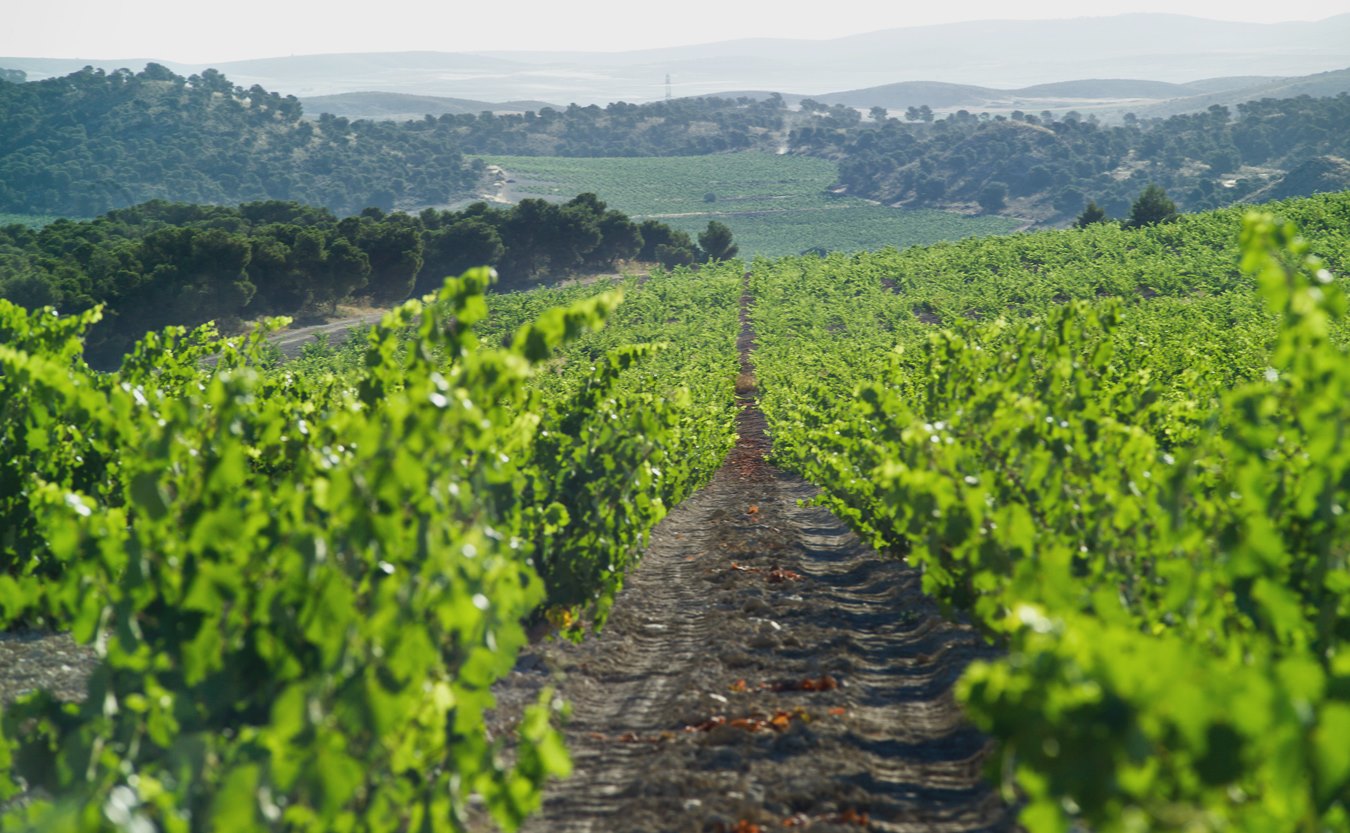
480,153,1021,257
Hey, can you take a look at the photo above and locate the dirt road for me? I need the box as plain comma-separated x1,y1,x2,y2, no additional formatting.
492,284,1011,832
268,310,386,359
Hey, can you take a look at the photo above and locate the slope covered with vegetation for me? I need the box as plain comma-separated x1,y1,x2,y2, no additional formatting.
810,94,1350,221
0,67,787,217
751,191,1350,831
4,64,1350,232
0,65,477,216
483,152,1019,256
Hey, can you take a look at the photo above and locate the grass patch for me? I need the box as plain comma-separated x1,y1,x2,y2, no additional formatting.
479,152,1021,257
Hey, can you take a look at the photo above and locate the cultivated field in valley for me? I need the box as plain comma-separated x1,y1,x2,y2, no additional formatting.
479,152,1021,257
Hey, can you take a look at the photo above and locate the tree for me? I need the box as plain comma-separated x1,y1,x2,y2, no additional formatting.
655,242,697,270
588,210,643,270
417,219,504,294
1074,200,1109,228
637,221,685,261
132,226,255,329
915,175,946,201
697,221,738,262
137,63,177,83
903,105,935,123
977,181,1008,213
869,106,888,122
345,216,424,302
641,223,699,269
1126,184,1177,229
318,237,371,308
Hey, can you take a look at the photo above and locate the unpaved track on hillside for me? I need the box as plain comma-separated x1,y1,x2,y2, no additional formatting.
492,284,1011,832
268,310,386,359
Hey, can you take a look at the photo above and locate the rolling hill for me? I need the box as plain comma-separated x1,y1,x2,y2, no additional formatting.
813,68,1350,121
1133,67,1350,118
4,13,1348,105
299,91,559,120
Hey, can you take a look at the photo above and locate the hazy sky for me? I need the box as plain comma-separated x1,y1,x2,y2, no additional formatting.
4,0,1348,62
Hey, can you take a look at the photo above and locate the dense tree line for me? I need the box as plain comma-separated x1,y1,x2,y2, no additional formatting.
0,196,714,365
803,94,1350,222
0,65,477,216
0,66,788,216
443,95,786,156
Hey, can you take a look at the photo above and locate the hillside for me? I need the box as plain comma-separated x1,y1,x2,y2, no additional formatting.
5,13,1349,104
0,65,476,216
300,91,558,120
479,153,1019,257
814,67,1350,120
821,78,1205,111
1246,155,1350,202
1134,66,1350,118
1178,74,1284,94
1016,78,1195,99
813,92,1350,223
6,63,1350,234
0,67,801,216
748,192,1350,831
818,81,995,110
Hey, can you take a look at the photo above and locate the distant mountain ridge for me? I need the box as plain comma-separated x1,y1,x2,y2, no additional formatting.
3,13,1348,104
809,70,1350,118
1132,67,1350,118
299,92,560,121
291,66,1350,125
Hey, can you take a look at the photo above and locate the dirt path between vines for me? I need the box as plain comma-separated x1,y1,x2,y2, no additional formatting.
489,280,1011,832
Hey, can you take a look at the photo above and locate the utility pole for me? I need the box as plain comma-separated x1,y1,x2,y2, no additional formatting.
665,74,672,101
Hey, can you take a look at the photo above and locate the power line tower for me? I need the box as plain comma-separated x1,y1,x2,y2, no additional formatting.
665,74,672,101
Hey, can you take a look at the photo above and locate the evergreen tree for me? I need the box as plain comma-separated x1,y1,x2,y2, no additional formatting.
978,181,1008,213
697,221,738,262
1074,200,1109,228
1127,184,1178,229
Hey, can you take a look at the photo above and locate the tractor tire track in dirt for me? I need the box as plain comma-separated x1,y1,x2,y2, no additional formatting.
491,276,1011,832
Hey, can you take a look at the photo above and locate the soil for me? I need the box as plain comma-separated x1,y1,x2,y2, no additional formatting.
486,279,1011,832
0,630,98,706
267,309,387,359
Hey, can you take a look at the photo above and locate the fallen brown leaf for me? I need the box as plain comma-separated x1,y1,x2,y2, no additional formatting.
767,674,838,692
767,567,802,583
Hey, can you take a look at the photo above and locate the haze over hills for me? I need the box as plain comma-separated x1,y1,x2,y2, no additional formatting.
7,62,1337,129
1131,67,1350,118
298,92,561,120
3,13,1349,105
807,71,1350,120
292,67,1350,125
